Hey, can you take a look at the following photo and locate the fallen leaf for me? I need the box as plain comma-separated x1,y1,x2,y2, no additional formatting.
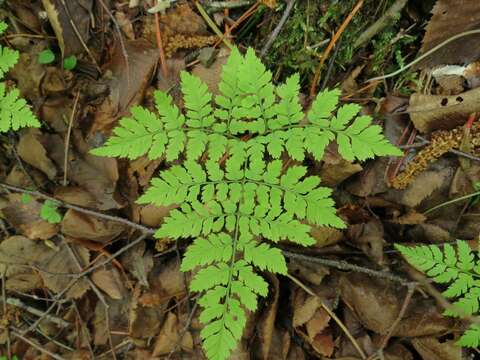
411,336,462,360
92,268,126,300
61,209,126,244
408,87,480,133
17,129,57,180
3,193,58,240
152,312,193,356
417,0,480,69
41,0,92,56
90,39,159,134
40,242,91,299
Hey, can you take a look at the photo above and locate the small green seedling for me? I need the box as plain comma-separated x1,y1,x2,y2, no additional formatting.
38,48,55,64
38,49,77,70
40,200,62,224
63,55,77,70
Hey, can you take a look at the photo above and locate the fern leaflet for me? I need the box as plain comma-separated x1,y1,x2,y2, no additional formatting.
0,21,40,132
396,240,480,348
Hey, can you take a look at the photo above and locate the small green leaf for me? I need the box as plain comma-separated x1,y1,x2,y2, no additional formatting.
21,193,31,204
38,49,55,64
63,55,77,70
40,200,62,224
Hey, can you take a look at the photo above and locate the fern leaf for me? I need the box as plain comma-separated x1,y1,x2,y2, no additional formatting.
93,46,402,360
243,241,287,274
458,324,480,348
0,46,18,79
0,85,40,132
0,21,7,35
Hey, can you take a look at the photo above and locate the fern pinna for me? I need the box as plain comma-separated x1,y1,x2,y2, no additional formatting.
397,241,480,348
92,48,400,360
0,22,40,132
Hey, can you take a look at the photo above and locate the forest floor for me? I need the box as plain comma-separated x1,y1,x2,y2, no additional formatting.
0,0,479,359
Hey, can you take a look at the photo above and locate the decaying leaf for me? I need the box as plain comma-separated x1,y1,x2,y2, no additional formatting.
17,129,57,180
408,87,480,133
152,312,193,356
41,0,92,56
3,194,58,240
417,0,480,69
61,209,126,243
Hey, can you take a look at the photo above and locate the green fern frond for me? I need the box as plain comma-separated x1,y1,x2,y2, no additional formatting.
0,84,40,132
397,240,480,348
94,47,401,360
0,22,40,132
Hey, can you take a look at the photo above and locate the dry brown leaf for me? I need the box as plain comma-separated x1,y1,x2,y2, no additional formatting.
3,193,58,240
310,225,344,248
44,132,121,210
319,146,363,187
400,167,453,208
40,242,91,299
391,211,427,225
254,274,279,359
129,295,166,339
153,312,193,356
150,259,188,299
411,336,462,360
293,293,321,327
0,236,49,291
306,308,331,340
311,332,334,357
93,297,131,346
139,204,176,227
417,0,480,69
340,273,454,337
92,268,126,300
121,241,153,287
17,129,57,180
90,39,159,134
41,0,92,56
408,87,480,133
61,209,126,244
54,186,96,208
9,44,45,101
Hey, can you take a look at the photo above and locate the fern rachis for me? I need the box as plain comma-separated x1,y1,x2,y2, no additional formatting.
93,47,400,360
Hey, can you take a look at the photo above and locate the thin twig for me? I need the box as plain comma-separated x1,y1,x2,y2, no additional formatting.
58,0,101,72
167,300,199,359
286,273,367,360
368,283,415,360
309,0,364,97
5,297,70,328
260,0,296,57
367,29,480,82
153,1,168,79
11,328,66,360
0,183,156,234
283,250,413,285
63,91,80,186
